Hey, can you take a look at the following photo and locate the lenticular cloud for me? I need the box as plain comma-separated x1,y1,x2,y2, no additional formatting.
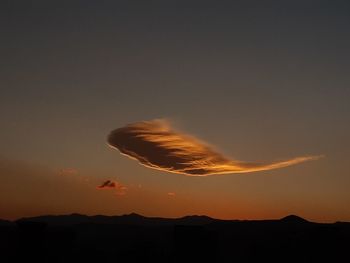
107,119,321,176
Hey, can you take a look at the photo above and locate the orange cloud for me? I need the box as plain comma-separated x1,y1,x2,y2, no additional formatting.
97,180,127,195
167,192,176,196
107,119,322,176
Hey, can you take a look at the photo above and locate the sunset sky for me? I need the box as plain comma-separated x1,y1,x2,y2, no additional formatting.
1,1,350,222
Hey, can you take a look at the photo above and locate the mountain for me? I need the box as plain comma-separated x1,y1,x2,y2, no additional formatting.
16,213,217,226
2,214,349,263
14,214,319,226
2,214,319,227
280,214,310,223
17,213,92,226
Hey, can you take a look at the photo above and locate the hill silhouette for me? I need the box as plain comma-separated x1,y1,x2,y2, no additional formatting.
1,214,349,263
16,213,216,226
280,214,310,223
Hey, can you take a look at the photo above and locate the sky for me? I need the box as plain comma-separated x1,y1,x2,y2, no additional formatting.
1,1,350,222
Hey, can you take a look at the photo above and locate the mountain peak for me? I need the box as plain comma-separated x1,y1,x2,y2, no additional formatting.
123,213,144,218
280,215,309,223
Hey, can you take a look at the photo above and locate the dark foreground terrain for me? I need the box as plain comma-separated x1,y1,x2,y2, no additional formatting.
0,214,349,262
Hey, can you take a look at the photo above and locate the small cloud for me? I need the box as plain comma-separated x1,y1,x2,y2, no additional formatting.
97,180,127,195
167,192,176,196
97,180,116,189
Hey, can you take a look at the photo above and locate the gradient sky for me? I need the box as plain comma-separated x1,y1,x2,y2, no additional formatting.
1,1,350,222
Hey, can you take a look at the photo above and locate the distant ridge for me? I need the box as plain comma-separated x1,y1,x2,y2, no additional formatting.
2,213,349,262
6,213,329,226
175,215,215,225
280,215,310,223
15,213,216,226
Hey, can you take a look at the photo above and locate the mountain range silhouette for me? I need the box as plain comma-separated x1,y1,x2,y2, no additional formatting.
15,213,217,226
1,214,349,263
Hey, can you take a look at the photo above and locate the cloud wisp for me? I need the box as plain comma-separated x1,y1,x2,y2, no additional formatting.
107,119,322,176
